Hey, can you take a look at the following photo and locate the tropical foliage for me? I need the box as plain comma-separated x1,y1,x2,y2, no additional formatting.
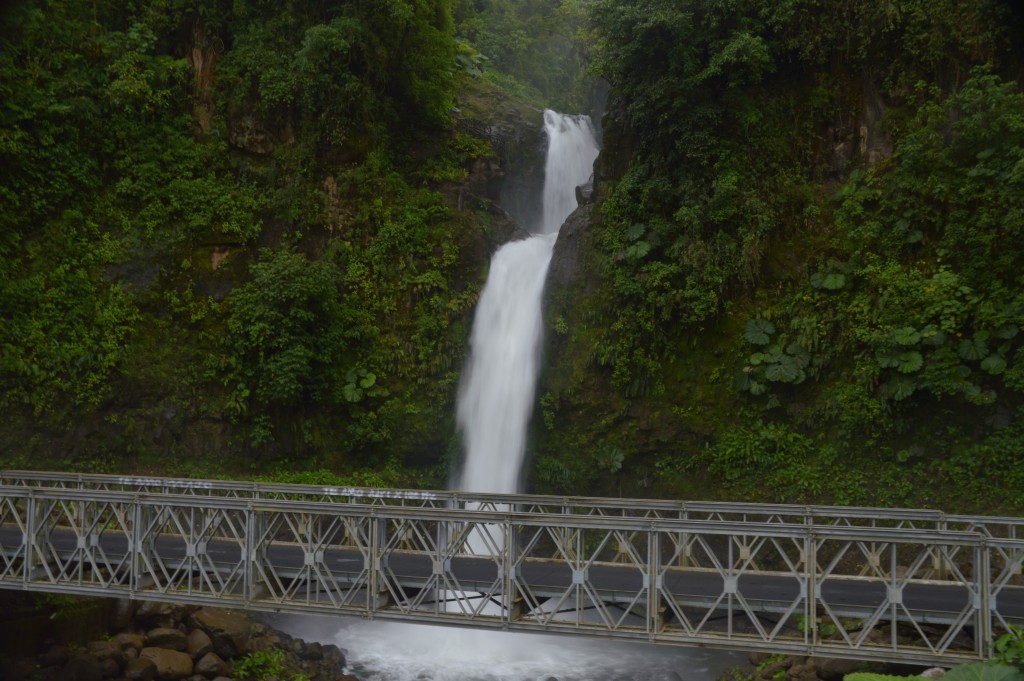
535,0,1024,512
2,0,1024,514
0,0,494,476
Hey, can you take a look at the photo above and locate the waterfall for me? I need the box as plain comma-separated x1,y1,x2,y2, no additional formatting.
272,110,740,681
455,110,600,494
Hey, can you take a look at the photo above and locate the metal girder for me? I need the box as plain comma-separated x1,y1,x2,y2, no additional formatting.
0,470,992,532
0,482,1022,665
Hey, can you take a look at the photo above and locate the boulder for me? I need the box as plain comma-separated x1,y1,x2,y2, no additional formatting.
254,631,282,650
135,603,187,630
788,664,821,681
146,628,188,652
194,652,229,678
37,645,70,668
323,643,346,667
758,658,791,681
125,657,157,681
814,657,864,680
98,657,122,678
187,608,251,658
140,647,193,680
3,657,36,681
88,639,124,663
298,640,322,661
26,667,62,681
186,629,213,659
60,656,103,681
574,176,594,205
115,633,146,653
920,670,947,680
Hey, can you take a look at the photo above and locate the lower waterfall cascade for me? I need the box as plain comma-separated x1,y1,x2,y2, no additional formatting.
455,110,600,495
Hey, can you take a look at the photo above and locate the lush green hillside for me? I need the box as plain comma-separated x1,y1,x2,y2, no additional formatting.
537,0,1024,513
3,0,1024,514
0,0,563,482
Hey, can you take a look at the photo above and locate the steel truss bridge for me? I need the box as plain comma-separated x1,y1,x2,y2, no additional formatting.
1,471,1022,666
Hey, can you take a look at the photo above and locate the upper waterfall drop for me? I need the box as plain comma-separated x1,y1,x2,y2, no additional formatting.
540,110,601,234
455,110,600,494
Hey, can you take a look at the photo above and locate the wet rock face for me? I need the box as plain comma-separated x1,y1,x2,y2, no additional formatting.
595,90,638,185
548,202,594,289
823,77,895,180
228,114,294,155
453,89,546,233
575,176,595,206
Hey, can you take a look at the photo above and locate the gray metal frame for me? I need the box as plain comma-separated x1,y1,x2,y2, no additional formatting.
1,476,1022,664
5,470,1023,535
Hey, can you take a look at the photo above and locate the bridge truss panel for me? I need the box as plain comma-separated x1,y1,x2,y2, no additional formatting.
0,493,28,581
653,526,811,651
249,506,374,613
810,530,984,660
134,500,248,601
507,520,651,635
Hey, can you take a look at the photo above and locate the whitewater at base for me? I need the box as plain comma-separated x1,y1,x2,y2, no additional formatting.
272,614,742,681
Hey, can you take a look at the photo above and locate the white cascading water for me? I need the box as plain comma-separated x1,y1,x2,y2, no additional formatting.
456,110,599,494
273,111,741,680
539,111,602,235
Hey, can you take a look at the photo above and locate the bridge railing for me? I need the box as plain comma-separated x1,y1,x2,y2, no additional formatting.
7,470,1020,537
1,483,1022,665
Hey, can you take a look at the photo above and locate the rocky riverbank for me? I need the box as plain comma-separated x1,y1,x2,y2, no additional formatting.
718,652,947,681
1,599,351,681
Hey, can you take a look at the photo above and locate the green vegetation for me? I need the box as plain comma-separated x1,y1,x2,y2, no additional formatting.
845,626,1024,680
0,0,529,480
535,0,1024,513
2,0,1023,515
233,647,312,681
452,0,595,111
234,648,285,680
